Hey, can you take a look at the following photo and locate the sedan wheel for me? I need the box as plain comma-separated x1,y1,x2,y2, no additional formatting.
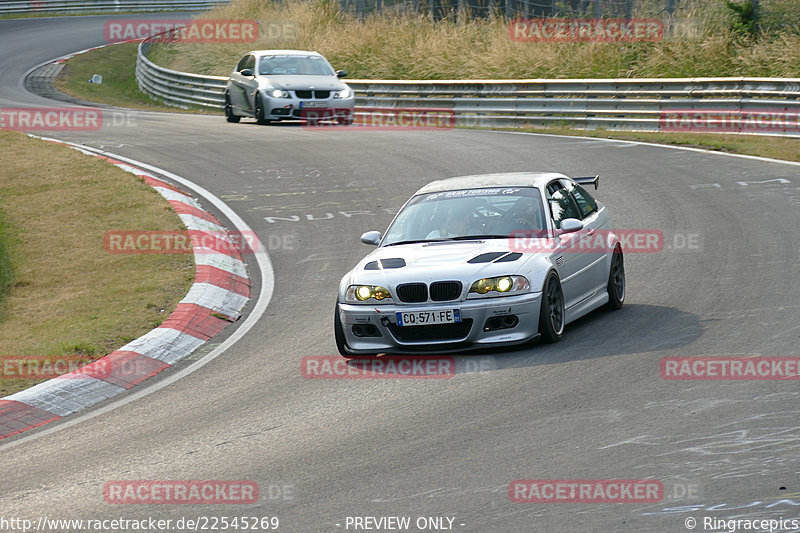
255,95,270,125
224,92,240,123
538,272,565,343
606,247,625,310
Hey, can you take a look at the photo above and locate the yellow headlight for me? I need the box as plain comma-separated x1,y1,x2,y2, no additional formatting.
472,279,493,294
356,286,373,301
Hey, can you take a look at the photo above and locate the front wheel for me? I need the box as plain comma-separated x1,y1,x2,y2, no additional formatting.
538,272,565,343
255,95,270,125
606,247,625,310
224,93,240,123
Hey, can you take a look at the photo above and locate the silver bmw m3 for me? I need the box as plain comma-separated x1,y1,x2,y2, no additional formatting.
334,172,626,356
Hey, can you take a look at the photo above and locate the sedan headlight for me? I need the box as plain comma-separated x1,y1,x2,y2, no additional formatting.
346,285,392,303
333,88,352,99
268,89,290,98
468,276,530,298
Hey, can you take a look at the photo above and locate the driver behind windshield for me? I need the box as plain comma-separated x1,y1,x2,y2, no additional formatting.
425,203,472,239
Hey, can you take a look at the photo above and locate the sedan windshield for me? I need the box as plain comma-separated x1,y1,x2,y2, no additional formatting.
258,55,334,76
382,187,547,246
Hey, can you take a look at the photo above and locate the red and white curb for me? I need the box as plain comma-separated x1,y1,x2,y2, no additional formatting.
0,137,251,440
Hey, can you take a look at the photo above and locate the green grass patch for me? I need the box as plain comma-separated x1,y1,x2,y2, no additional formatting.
54,42,204,112
0,131,195,396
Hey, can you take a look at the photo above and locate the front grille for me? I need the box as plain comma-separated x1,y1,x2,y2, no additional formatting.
429,281,462,301
396,283,427,303
293,90,331,99
388,319,473,342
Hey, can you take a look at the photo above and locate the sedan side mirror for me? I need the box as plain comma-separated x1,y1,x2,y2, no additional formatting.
360,231,382,246
559,218,584,233
336,70,347,78
240,68,254,77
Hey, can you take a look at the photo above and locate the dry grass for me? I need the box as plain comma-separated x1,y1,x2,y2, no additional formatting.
0,131,194,396
149,0,800,79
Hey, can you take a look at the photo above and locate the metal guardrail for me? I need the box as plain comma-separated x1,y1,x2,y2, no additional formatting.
135,36,800,135
0,0,230,15
136,40,228,109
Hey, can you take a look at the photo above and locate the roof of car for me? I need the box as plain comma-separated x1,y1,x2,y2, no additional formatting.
249,50,321,57
414,172,570,195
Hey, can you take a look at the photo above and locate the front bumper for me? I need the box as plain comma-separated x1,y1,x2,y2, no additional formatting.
262,92,355,121
338,292,543,354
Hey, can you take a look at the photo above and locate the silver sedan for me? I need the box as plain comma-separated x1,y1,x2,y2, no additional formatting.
334,172,626,356
225,50,355,125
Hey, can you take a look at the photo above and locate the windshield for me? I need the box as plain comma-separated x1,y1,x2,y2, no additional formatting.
258,55,335,76
382,187,547,246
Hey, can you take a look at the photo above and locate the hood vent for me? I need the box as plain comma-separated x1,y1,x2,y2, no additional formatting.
468,252,523,264
381,258,406,269
468,252,507,264
494,252,522,263
364,258,406,270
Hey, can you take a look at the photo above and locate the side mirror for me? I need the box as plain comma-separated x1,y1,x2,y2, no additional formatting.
559,218,584,233
240,68,254,77
336,70,347,78
360,231,382,246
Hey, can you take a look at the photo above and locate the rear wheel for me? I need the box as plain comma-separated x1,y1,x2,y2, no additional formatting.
224,92,240,123
255,94,270,125
606,247,625,310
538,272,565,343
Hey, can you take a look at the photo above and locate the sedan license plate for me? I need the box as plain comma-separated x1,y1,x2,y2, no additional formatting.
396,309,461,327
299,101,326,108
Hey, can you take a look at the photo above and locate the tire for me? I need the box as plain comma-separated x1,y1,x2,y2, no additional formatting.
606,247,625,310
224,93,240,123
538,271,565,343
255,94,270,125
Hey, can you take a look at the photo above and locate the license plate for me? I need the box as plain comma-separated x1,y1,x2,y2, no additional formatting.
299,101,326,108
396,309,461,326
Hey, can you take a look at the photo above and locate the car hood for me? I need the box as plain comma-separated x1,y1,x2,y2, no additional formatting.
260,75,347,91
344,239,545,289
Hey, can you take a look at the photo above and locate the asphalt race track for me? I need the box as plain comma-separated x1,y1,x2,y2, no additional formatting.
1,15,800,533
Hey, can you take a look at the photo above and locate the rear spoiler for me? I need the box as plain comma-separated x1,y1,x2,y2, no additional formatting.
573,175,599,190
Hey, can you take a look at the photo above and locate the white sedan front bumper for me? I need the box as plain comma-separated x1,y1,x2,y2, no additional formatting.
338,292,543,354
